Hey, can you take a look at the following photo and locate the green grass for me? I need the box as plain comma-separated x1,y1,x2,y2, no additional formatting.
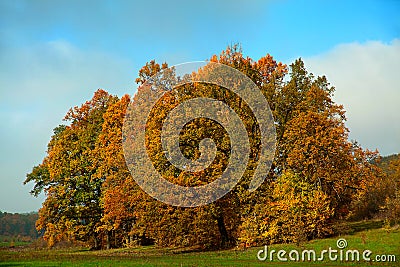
0,221,399,266
0,235,34,248
0,241,32,248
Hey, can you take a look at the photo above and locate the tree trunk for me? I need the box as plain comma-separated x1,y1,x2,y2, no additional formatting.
217,215,229,248
106,231,111,249
93,234,99,250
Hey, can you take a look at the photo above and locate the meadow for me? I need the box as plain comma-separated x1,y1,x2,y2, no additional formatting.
0,220,399,266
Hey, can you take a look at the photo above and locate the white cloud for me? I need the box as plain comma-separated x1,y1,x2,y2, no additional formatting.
304,39,400,156
0,40,134,212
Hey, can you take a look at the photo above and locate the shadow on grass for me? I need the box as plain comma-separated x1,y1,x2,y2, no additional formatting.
334,219,384,236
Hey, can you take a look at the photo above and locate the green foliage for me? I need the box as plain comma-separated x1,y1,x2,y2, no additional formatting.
25,90,117,249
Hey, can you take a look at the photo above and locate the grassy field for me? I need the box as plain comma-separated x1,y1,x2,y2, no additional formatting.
0,235,33,248
0,221,399,266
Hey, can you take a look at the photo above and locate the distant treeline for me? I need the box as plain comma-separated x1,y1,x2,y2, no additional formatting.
0,211,39,239
379,153,400,172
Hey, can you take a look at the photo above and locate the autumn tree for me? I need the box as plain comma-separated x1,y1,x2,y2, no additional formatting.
25,45,386,250
25,89,116,248
122,60,240,248
93,94,153,248
235,57,382,246
116,46,288,248
106,46,380,248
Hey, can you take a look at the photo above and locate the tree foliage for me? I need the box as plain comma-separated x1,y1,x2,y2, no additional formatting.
383,155,400,225
239,171,333,247
25,90,116,248
25,45,391,249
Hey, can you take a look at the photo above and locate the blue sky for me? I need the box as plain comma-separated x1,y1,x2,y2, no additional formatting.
0,0,399,213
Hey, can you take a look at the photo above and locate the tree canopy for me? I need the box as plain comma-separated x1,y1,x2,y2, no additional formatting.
25,45,393,249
